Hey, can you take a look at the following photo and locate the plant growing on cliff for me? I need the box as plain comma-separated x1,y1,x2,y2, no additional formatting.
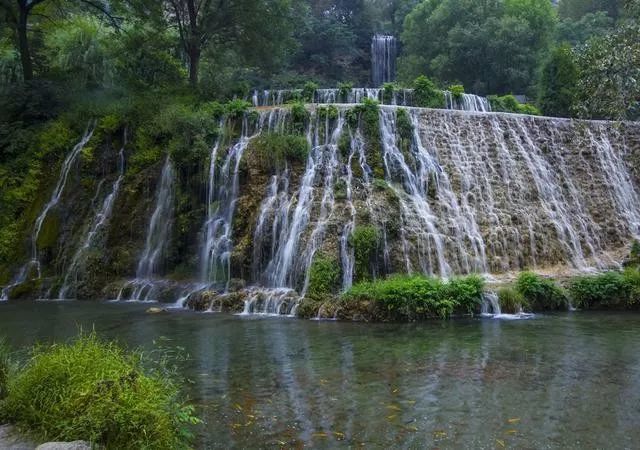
252,133,309,171
302,81,319,102
307,254,340,299
338,82,353,100
413,76,445,109
350,226,379,282
449,84,465,99
489,95,541,116
516,272,568,310
2,333,199,449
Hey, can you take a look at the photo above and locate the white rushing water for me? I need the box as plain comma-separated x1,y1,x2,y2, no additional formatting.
59,130,127,299
117,156,175,302
371,34,396,87
444,91,492,112
1,122,95,301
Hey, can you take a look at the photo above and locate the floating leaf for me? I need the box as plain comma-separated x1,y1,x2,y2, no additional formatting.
507,418,520,424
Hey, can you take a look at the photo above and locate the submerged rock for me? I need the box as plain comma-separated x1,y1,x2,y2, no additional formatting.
146,307,167,314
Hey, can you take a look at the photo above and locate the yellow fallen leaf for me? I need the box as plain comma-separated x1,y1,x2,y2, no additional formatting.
386,405,402,411
506,429,518,434
507,418,520,424
496,439,506,448
333,431,345,440
234,403,243,411
312,432,328,438
433,430,448,439
404,426,418,432
392,388,399,393
386,414,397,420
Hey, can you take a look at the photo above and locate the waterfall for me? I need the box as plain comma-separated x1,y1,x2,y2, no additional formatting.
379,107,451,276
200,117,253,288
1,122,95,301
59,130,126,299
444,91,492,112
117,156,175,301
340,131,358,291
245,110,346,314
481,292,502,316
371,35,396,87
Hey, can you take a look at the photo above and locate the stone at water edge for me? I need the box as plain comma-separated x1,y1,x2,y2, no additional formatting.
36,442,92,450
146,307,168,314
0,424,36,450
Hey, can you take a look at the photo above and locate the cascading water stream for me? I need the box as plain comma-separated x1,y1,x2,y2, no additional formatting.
117,156,175,301
1,122,95,301
444,91,492,112
59,130,127,299
371,34,396,86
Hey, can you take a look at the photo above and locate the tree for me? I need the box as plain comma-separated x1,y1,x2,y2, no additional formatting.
538,45,578,117
556,11,614,45
0,0,120,81
399,0,556,95
558,0,621,20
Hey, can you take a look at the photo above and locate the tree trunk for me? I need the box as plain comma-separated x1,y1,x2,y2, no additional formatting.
188,44,200,86
17,6,33,81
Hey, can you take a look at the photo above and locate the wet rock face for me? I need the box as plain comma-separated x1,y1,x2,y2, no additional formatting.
7,108,640,301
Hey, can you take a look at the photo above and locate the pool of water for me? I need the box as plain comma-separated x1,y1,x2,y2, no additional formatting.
1,301,639,449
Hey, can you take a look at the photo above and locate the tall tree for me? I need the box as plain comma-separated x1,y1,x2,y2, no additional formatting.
538,44,578,117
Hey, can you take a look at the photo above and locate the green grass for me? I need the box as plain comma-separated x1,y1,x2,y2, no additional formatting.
1,333,199,449
342,274,484,320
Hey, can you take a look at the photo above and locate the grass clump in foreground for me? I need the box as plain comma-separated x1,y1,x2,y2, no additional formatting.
342,274,484,320
0,333,199,449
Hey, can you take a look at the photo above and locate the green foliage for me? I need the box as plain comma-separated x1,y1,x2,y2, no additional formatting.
338,82,353,99
317,105,339,121
0,338,9,400
556,11,615,46
343,274,485,320
413,76,445,109
400,0,556,95
396,108,413,141
382,82,396,104
350,226,379,282
302,81,319,102
569,271,629,309
629,240,640,266
307,254,340,299
449,84,465,99
538,45,578,117
516,272,568,310
574,15,640,120
2,333,198,449
224,99,251,119
252,133,310,171
498,287,528,313
290,102,309,133
489,95,541,115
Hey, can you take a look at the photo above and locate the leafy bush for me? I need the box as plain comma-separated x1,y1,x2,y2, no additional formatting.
338,82,353,100
498,287,527,313
342,274,484,320
516,272,568,310
449,84,465,99
2,333,198,449
569,268,640,309
302,81,319,102
252,133,310,170
628,240,640,267
396,108,413,141
224,99,251,119
290,102,309,133
307,254,340,299
350,226,379,282
489,94,541,116
317,105,339,121
382,82,396,104
413,76,445,108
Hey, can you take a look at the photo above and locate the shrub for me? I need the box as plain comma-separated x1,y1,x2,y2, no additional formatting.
302,81,319,102
2,333,199,449
413,75,445,108
251,133,310,170
396,108,413,141
342,274,484,320
569,271,628,309
489,94,541,116
290,102,309,133
516,272,568,310
628,240,640,267
382,82,396,104
317,105,339,121
623,267,640,306
498,287,527,313
224,99,251,119
338,82,353,100
350,226,379,282
307,254,340,299
449,84,465,99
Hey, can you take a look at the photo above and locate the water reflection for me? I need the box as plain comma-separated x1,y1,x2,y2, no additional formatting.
0,303,639,448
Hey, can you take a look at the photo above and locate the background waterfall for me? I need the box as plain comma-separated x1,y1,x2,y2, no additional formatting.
371,35,396,86
1,123,95,301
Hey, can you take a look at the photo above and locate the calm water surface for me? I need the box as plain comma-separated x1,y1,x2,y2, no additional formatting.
1,301,639,449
